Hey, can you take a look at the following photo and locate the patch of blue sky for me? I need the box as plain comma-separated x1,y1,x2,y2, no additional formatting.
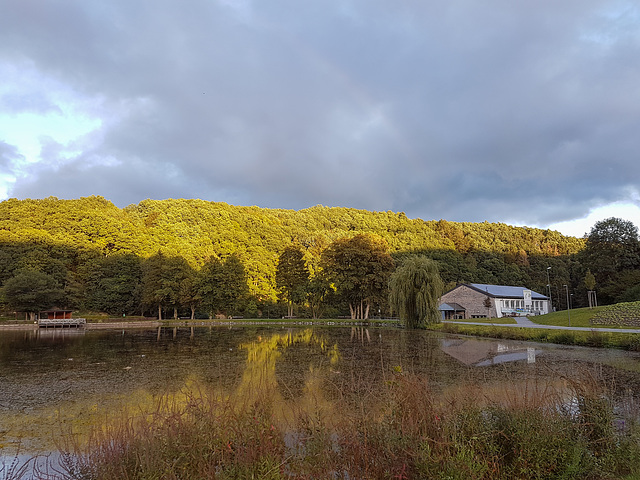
580,2,640,47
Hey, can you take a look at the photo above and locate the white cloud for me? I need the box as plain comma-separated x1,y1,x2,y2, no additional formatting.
546,201,640,237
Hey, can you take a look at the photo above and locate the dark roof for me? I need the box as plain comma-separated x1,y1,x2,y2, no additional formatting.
439,302,466,311
467,283,548,299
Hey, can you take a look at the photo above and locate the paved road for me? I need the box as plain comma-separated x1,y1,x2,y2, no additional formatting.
443,317,640,334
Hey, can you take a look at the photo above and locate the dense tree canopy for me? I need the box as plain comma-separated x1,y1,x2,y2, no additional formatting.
0,197,617,318
1,270,64,321
141,253,193,320
276,246,310,317
197,255,249,318
321,234,394,319
84,253,142,315
581,217,640,304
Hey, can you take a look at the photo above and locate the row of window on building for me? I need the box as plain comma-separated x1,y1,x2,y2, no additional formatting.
500,299,545,311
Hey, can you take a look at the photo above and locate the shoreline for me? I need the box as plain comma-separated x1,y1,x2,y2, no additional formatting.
0,319,401,331
0,320,161,330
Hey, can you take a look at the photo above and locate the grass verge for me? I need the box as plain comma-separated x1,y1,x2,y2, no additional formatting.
432,323,640,352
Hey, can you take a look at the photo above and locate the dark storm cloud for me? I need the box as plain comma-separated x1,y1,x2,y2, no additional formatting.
0,141,23,170
1,0,640,226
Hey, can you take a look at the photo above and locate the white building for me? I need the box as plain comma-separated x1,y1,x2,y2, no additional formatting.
439,283,550,319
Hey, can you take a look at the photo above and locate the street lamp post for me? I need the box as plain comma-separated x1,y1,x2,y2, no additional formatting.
563,284,571,327
546,267,552,313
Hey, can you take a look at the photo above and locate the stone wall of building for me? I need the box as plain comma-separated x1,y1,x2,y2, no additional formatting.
441,285,497,319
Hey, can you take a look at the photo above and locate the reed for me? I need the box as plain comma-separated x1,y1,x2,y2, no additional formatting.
0,446,31,480
44,369,640,479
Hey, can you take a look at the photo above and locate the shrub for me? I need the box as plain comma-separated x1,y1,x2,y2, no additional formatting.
49,372,640,479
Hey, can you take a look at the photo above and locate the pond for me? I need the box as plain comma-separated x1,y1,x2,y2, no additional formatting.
2,326,640,475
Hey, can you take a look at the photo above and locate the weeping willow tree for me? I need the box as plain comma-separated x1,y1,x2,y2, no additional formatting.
389,256,444,328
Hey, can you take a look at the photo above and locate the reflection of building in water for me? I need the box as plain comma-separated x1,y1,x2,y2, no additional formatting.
439,283,550,319
36,328,86,341
440,338,539,366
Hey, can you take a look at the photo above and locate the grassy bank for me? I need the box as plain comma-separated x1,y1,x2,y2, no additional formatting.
533,306,608,328
30,371,640,479
432,323,640,352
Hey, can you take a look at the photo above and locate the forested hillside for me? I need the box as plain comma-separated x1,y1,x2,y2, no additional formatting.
0,196,601,318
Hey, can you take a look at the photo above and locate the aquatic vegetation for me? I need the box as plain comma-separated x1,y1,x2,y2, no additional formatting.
47,370,640,479
3,326,640,479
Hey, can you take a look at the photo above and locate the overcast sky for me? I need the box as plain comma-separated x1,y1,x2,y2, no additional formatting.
1,0,639,237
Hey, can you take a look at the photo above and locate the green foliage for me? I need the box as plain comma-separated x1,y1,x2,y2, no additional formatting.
321,234,394,319
84,253,143,315
0,197,596,317
197,255,249,318
307,274,332,319
141,253,194,319
581,217,640,304
275,245,309,317
1,270,64,320
389,256,444,328
584,269,596,291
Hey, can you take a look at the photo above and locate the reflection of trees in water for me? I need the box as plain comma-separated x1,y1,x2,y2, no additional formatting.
4,327,640,458
237,329,339,420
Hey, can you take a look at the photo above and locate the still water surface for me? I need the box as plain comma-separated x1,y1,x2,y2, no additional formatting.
1,326,640,456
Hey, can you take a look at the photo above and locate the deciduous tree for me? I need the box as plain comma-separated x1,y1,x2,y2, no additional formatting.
276,245,310,317
84,253,142,315
141,253,193,320
1,270,64,321
389,256,443,328
582,217,640,304
197,255,249,318
321,234,394,319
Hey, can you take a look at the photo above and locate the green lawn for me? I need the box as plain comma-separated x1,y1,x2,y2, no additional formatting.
534,303,640,329
452,305,639,329
446,316,518,325
531,306,604,328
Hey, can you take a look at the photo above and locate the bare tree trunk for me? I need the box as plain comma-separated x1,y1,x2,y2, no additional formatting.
349,303,356,319
174,307,178,320
190,305,195,320
158,304,162,320
364,302,370,320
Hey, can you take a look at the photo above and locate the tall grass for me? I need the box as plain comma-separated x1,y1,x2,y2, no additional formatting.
0,446,31,480
44,370,640,480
